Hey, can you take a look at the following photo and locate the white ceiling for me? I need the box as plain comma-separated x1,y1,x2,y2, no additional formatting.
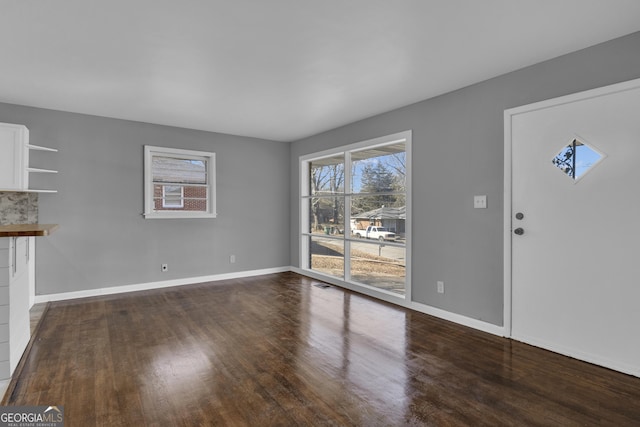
1,1,640,142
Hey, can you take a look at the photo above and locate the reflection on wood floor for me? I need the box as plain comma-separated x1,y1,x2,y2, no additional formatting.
4,272,640,426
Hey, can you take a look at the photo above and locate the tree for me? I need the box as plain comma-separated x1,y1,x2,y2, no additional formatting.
352,162,399,214
387,152,406,184
310,162,344,231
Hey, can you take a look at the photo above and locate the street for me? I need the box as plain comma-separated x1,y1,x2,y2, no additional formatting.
312,235,405,263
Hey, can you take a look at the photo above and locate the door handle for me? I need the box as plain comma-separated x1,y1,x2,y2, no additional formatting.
514,227,524,235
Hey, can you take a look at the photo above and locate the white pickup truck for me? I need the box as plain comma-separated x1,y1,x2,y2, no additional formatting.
352,225,397,241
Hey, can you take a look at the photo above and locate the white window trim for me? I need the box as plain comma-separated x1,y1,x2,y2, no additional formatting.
144,145,217,219
299,130,412,300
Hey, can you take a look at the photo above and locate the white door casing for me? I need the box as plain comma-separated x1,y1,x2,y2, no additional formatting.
504,78,640,377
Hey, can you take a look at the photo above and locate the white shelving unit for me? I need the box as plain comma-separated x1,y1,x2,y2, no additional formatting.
0,124,58,193
26,143,58,193
26,144,57,152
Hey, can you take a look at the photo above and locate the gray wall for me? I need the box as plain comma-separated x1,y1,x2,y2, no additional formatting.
290,31,640,326
0,104,291,295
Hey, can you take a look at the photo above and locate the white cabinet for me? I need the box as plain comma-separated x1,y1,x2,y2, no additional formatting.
0,123,27,191
0,122,57,193
0,237,32,380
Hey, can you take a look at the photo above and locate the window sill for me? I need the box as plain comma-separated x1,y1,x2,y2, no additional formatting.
143,212,217,219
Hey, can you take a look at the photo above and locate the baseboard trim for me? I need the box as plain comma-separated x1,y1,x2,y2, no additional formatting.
34,266,291,303
512,333,640,378
407,301,505,337
290,267,505,337
35,266,504,339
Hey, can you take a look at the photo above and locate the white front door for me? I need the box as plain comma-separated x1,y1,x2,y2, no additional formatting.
505,78,640,377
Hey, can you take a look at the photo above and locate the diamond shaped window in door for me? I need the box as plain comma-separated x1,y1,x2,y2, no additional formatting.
551,137,605,181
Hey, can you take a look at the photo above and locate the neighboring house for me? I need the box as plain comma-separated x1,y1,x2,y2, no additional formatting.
153,185,207,211
151,156,207,211
351,206,406,235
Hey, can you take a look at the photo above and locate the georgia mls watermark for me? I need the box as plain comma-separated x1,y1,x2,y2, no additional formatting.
0,406,63,427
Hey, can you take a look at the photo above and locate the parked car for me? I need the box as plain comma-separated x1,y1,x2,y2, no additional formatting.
352,225,396,241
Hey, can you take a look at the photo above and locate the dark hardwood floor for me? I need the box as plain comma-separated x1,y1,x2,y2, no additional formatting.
3,272,640,426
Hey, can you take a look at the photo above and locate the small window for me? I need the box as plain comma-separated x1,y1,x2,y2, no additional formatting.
551,137,605,182
144,146,216,219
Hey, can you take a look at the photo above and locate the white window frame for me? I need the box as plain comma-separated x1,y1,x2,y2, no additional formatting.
144,145,217,219
299,130,412,301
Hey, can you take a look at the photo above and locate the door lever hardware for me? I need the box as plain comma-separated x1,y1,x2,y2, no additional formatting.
514,227,524,235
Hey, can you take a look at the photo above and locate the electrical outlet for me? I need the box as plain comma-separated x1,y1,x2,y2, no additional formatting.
437,281,444,294
229,254,236,264
161,263,168,272
474,195,487,209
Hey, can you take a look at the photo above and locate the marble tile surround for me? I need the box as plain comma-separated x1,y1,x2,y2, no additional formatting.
0,192,38,225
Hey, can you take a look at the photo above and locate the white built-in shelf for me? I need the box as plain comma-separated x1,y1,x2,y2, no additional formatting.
27,144,58,192
27,167,58,174
26,144,58,152
0,123,58,192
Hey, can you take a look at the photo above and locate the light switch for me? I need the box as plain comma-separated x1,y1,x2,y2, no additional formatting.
474,195,487,209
